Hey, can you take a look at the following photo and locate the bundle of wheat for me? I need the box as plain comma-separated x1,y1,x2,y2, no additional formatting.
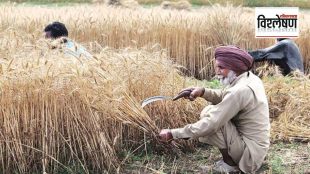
161,0,192,11
92,0,140,8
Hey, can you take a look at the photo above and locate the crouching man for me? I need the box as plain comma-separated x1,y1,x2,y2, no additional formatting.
44,21,92,58
159,46,270,173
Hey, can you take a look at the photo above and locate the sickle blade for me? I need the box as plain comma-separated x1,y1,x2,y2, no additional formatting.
141,96,172,108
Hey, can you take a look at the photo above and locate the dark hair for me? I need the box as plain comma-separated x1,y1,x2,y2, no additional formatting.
44,22,68,39
276,38,288,42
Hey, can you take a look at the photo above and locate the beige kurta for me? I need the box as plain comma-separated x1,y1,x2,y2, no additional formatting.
171,71,270,173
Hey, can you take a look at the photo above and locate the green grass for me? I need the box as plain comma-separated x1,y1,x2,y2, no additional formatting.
3,140,309,173
266,142,310,174
269,155,285,174
121,142,310,173
185,78,222,91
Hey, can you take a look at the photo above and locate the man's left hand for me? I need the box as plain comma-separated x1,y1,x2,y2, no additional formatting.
159,129,173,142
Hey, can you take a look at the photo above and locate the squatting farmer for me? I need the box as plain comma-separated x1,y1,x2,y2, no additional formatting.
159,46,270,173
44,21,92,58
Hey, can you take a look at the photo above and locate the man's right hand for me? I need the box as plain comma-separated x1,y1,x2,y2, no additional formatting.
172,87,205,101
159,129,173,142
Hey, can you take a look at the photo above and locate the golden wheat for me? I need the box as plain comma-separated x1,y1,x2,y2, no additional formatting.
1,4,310,173
1,4,309,78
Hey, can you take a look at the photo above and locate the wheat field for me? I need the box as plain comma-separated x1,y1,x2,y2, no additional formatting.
0,3,309,173
1,3,310,77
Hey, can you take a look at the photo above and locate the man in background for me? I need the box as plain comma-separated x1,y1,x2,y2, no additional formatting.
44,21,92,58
248,38,304,76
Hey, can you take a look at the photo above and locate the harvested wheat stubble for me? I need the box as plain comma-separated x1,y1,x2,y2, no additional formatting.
264,74,310,142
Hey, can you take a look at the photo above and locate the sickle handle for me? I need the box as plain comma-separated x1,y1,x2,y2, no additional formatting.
172,90,192,101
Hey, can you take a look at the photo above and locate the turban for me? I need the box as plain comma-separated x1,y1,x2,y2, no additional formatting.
215,46,254,74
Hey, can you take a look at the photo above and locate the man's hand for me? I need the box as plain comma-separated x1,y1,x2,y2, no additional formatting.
173,87,205,101
159,129,173,142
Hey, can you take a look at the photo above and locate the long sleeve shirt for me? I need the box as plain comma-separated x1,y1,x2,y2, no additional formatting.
171,71,270,172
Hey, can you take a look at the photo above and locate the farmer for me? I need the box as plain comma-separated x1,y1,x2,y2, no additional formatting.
248,38,304,76
44,21,92,58
159,46,270,173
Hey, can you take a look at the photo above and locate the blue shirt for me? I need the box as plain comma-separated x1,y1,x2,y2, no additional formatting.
64,40,92,58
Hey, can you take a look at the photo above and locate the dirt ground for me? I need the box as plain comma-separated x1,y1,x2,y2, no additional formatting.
122,142,310,174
